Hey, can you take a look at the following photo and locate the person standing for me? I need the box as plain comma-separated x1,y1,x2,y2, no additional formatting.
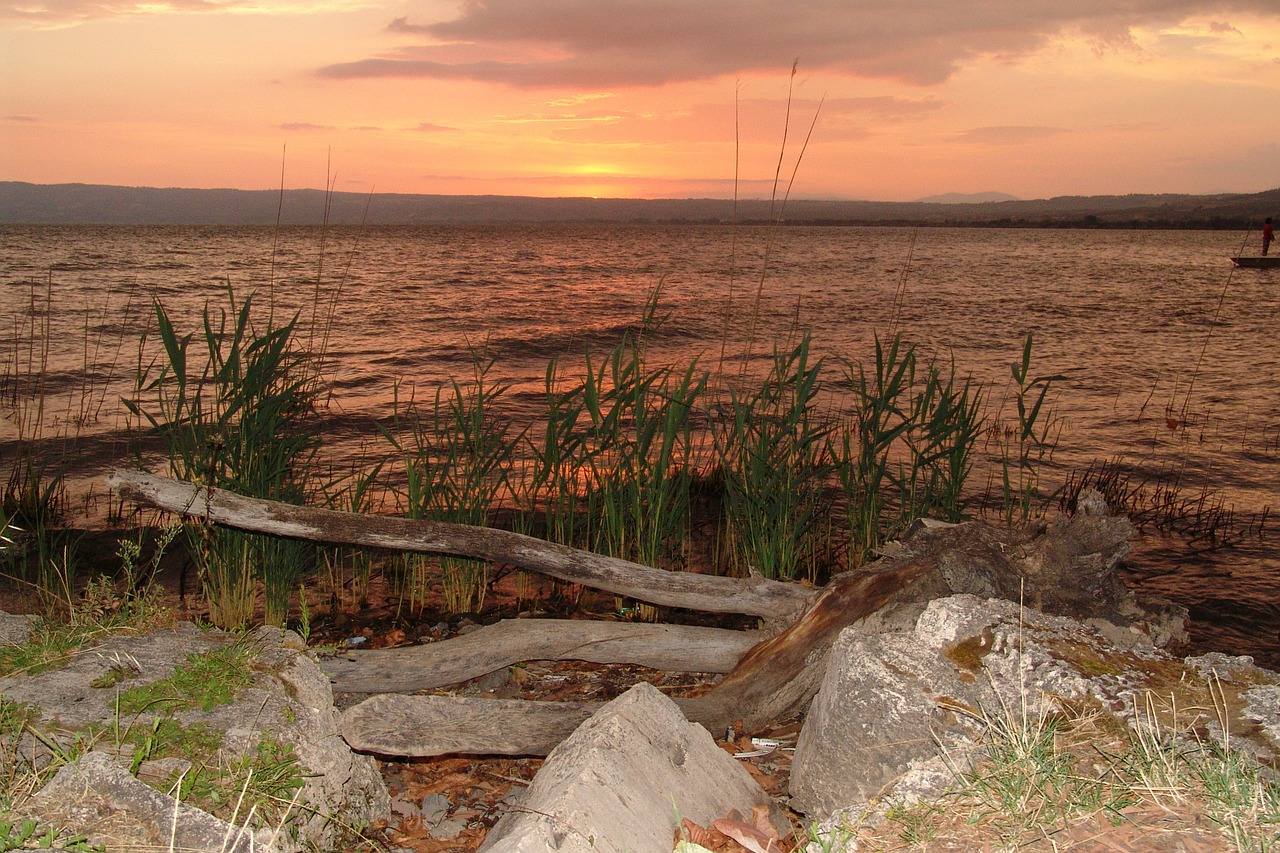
1264,217,1275,256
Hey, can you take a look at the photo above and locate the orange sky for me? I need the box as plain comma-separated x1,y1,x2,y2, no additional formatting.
3,1,1279,202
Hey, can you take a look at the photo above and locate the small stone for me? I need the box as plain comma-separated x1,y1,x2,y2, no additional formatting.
431,818,469,840
420,793,450,826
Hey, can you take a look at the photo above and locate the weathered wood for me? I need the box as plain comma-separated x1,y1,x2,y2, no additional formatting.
341,693,598,756
340,560,940,756
114,471,1144,761
108,470,815,620
678,557,937,733
321,619,762,693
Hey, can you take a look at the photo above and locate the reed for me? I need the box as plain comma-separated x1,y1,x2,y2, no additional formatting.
315,459,385,615
582,318,705,574
837,333,915,567
1061,458,1265,546
714,335,833,580
513,358,593,550
997,332,1065,526
899,356,985,525
384,350,519,614
125,287,323,628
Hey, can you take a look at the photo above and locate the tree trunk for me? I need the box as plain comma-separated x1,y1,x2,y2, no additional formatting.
336,557,939,756
341,693,598,757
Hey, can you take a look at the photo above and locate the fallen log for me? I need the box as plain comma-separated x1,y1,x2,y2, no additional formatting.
342,694,597,756
111,472,1151,759
322,619,762,693
108,470,815,621
339,557,939,755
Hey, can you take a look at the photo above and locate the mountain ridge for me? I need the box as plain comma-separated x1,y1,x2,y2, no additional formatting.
1,181,1277,228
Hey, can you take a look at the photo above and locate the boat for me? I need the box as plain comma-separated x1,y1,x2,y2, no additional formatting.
1230,256,1280,268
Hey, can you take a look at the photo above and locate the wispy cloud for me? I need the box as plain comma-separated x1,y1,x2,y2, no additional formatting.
318,0,1280,88
3,0,376,29
4,114,39,122
281,121,336,131
956,125,1070,145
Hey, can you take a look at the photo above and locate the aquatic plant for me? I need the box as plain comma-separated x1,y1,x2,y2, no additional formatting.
384,349,519,614
125,287,323,628
997,332,1065,526
714,335,834,581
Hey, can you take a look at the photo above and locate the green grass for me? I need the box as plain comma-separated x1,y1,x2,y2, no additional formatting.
125,286,324,629
113,641,257,715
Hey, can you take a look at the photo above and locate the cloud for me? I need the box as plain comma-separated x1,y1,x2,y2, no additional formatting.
4,114,39,122
413,122,459,132
281,122,336,131
318,0,1280,88
955,125,1070,145
3,0,375,29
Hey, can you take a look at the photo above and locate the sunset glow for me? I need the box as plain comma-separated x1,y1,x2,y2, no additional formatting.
3,1,1280,200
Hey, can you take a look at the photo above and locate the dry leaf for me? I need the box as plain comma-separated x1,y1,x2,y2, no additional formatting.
714,808,783,853
677,818,736,851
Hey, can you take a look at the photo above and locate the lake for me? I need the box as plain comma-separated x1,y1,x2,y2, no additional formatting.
2,223,1277,661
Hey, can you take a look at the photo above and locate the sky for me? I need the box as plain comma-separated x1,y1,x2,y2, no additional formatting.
3,1,1280,202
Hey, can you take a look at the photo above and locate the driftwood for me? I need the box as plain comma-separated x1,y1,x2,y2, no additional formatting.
108,470,814,622
111,471,1143,760
338,557,938,756
342,694,598,757
323,619,762,693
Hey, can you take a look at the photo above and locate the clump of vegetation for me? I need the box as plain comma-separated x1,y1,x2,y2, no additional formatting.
0,579,306,850
823,684,1280,852
114,640,258,715
125,287,324,629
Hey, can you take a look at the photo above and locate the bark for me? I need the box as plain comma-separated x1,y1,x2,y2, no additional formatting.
108,470,815,621
322,619,762,694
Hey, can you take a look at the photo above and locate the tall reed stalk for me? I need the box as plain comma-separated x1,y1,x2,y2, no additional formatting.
838,333,914,567
514,359,592,550
581,320,705,574
900,357,985,524
126,287,322,628
0,280,80,603
715,335,832,580
385,351,518,614
998,332,1064,526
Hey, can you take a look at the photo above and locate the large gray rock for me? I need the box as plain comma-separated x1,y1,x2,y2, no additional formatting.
27,750,293,853
480,682,776,853
3,621,389,850
788,593,1160,817
0,610,36,645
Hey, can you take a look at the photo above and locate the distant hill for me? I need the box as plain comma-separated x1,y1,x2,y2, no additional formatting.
914,192,1020,204
1,181,1277,228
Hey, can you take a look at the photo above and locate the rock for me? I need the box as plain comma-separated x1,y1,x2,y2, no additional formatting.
27,750,293,853
248,626,392,847
0,610,36,645
789,593,1161,817
420,793,451,826
479,682,777,853
3,621,389,851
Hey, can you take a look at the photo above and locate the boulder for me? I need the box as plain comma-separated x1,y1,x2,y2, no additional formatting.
0,610,36,646
27,750,292,853
480,682,779,853
791,593,1180,817
3,622,390,850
